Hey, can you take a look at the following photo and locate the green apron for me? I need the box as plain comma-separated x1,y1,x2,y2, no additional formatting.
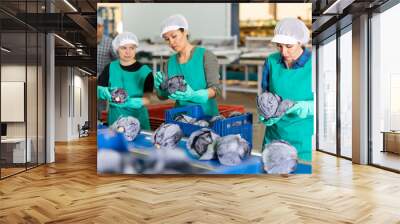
263,52,314,162
167,47,219,116
108,60,151,130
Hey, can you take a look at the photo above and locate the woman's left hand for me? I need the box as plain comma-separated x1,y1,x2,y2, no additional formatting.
285,101,314,118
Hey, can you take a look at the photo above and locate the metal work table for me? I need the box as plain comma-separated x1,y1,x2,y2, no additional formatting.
233,50,275,97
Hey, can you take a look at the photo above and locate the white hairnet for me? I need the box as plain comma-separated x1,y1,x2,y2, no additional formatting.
271,18,310,45
160,14,189,37
112,32,139,53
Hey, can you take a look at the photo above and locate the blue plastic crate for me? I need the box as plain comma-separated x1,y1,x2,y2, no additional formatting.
213,112,253,149
165,105,253,149
165,105,211,136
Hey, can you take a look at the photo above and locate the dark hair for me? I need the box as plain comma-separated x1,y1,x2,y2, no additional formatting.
179,28,189,39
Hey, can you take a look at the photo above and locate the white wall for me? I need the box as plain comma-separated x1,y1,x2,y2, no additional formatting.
1,65,26,82
54,67,89,141
1,65,28,138
72,73,89,138
121,3,231,40
55,66,69,141
1,64,46,164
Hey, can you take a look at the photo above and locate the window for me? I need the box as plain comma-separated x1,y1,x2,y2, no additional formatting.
370,3,400,171
339,29,352,158
317,37,337,154
0,0,46,179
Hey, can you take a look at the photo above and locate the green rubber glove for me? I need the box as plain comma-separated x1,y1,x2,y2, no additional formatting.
169,83,209,104
285,100,314,119
110,97,143,109
258,114,282,126
154,71,164,90
154,71,169,98
97,86,112,101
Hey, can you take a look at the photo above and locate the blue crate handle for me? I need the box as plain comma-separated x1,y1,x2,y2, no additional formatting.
216,113,253,128
213,113,253,149
165,105,204,123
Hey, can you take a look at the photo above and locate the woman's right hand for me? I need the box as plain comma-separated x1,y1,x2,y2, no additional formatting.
97,86,112,101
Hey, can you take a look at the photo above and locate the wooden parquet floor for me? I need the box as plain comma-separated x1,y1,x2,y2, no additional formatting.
1,135,400,224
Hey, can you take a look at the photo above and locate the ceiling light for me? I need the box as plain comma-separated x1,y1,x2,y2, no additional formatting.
63,0,78,12
54,34,75,48
322,0,355,15
78,67,93,76
1,47,11,53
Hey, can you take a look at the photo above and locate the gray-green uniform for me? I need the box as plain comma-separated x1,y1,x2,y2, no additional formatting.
98,60,152,130
262,49,313,162
165,47,220,116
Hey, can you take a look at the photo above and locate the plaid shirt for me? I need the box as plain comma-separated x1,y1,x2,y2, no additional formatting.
97,36,115,77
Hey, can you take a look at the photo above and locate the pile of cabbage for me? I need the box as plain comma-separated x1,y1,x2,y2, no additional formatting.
186,128,250,166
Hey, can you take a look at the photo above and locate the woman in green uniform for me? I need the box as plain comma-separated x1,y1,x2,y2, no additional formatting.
154,14,220,116
259,18,314,162
97,32,153,130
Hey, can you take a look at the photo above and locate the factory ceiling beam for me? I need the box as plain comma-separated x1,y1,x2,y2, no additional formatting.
2,13,83,32
55,55,96,71
66,13,97,47
311,0,389,44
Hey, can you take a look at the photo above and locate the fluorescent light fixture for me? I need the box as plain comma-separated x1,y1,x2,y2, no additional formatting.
323,0,355,15
1,47,11,53
54,34,75,48
78,67,93,76
63,0,78,12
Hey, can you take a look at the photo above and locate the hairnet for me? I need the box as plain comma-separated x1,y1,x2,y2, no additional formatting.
160,14,189,37
271,18,310,45
112,32,139,53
